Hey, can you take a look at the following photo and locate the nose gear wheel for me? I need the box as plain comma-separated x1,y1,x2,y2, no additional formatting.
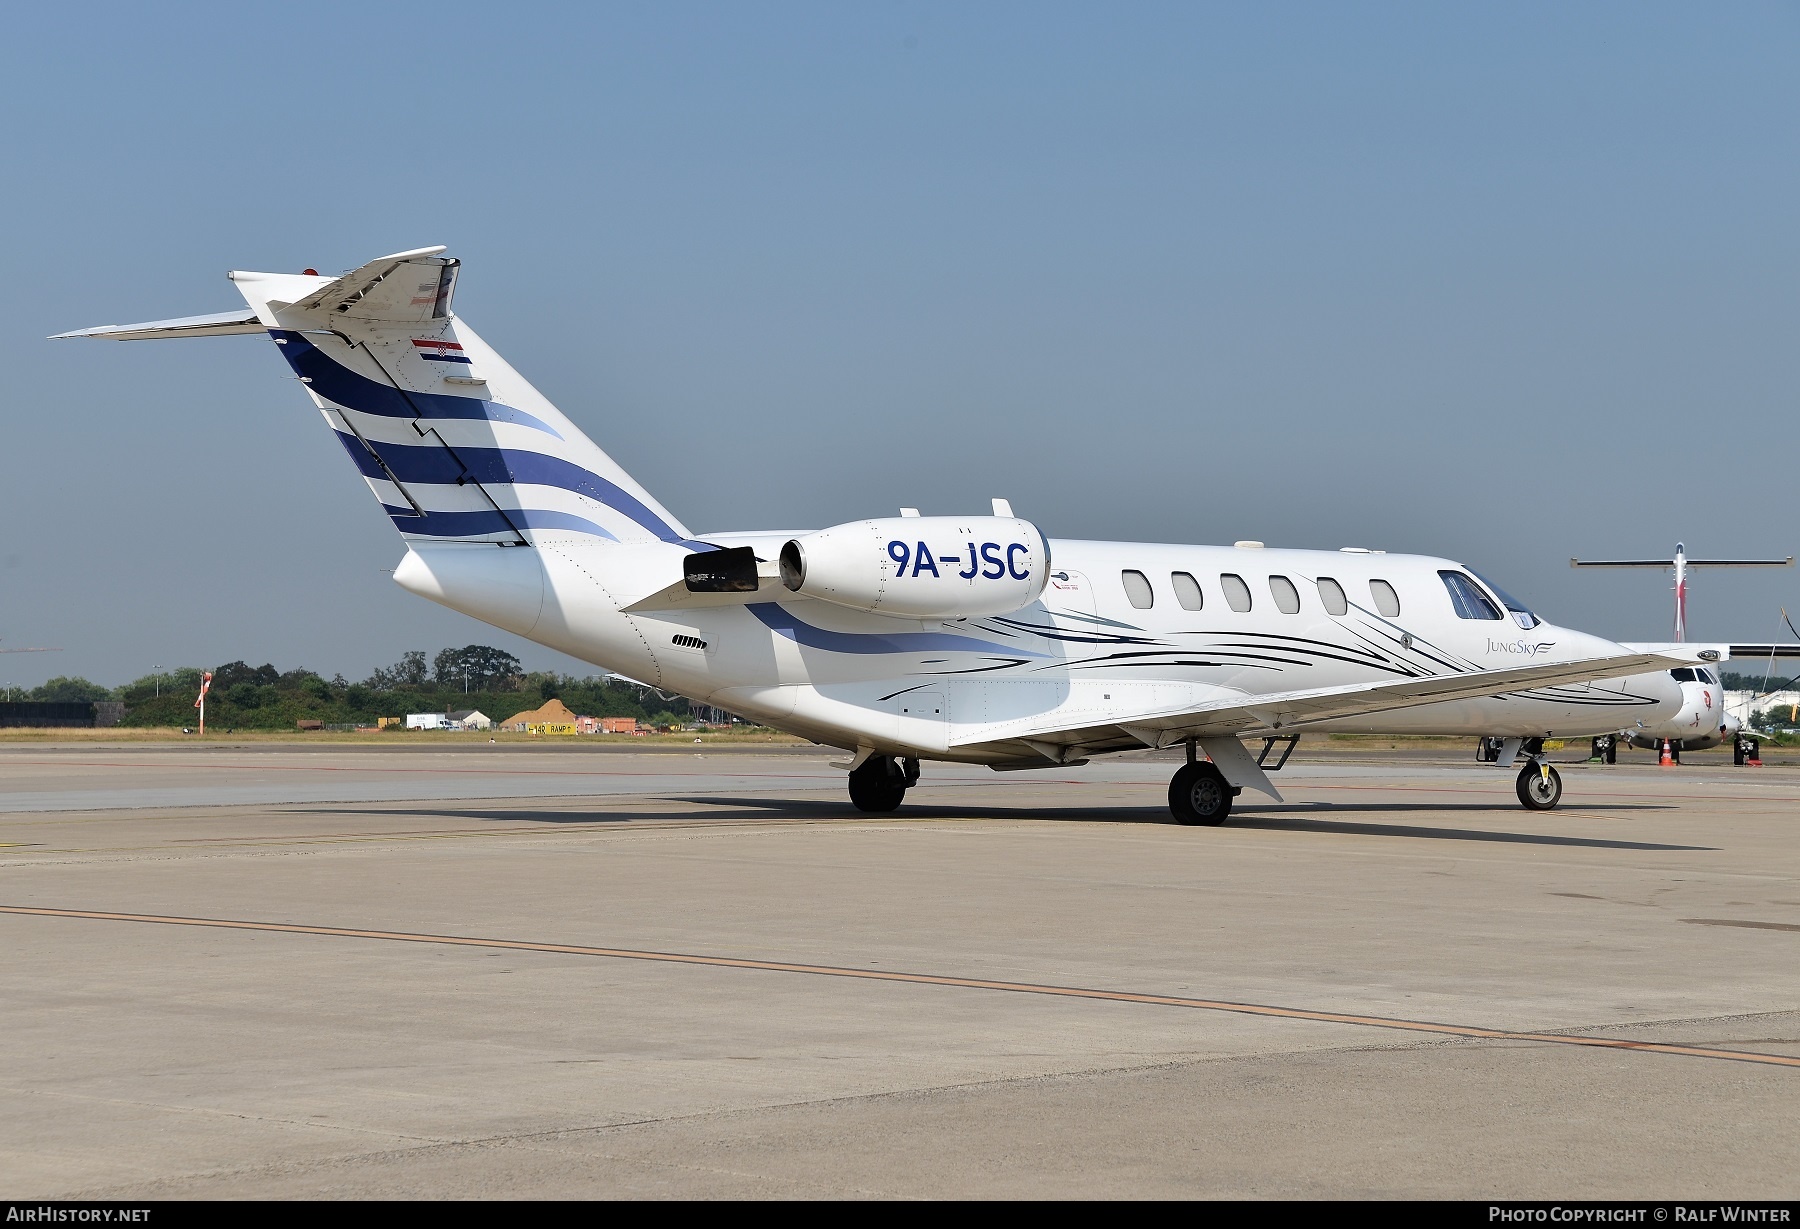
1516,762,1562,810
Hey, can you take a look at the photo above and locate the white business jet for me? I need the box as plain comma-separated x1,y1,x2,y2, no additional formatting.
1569,544,1796,757
55,247,1699,822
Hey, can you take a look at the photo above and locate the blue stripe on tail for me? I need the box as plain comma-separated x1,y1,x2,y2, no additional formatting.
333,431,685,542
274,330,564,438
380,505,621,540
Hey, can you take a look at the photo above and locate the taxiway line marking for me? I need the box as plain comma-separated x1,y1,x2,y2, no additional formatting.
4,904,1796,1070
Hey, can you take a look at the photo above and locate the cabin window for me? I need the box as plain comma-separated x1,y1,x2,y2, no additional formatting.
1317,577,1348,616
1370,579,1401,618
1171,571,1204,611
1439,571,1503,621
1121,569,1154,609
1221,573,1252,613
1269,575,1301,614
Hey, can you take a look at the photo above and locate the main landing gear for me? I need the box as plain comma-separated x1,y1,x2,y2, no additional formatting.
847,755,919,813
1168,750,1245,826
1169,760,1232,825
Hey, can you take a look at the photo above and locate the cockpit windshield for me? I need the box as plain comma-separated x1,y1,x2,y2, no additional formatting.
1469,570,1541,630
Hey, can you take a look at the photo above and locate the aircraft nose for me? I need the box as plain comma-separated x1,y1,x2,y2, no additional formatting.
1651,672,1686,718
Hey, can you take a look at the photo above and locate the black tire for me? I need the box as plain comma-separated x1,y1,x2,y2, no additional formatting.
1169,761,1233,826
848,756,907,813
1516,762,1562,811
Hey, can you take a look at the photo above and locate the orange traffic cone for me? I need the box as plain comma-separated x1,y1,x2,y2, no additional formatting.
1659,740,1674,766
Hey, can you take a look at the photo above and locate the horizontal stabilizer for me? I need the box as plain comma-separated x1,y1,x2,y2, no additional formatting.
49,309,263,341
274,245,455,324
1623,642,1800,661
1572,557,1793,568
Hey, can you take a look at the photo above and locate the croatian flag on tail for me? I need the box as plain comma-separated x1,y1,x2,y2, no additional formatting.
413,338,473,365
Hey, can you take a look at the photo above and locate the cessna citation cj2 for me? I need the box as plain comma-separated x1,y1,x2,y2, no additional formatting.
56,247,1699,823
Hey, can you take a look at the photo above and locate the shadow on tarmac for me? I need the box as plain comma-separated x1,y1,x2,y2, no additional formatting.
1221,813,1713,851
322,795,1714,852
670,796,1707,851
351,791,1699,849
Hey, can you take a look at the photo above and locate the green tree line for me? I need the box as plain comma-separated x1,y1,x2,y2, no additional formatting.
1722,671,1800,694
4,647,712,730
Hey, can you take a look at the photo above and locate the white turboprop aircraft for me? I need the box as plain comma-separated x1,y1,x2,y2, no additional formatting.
56,246,1703,822
1569,544,1797,756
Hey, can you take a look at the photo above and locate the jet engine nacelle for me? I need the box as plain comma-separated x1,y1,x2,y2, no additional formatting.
779,516,1049,618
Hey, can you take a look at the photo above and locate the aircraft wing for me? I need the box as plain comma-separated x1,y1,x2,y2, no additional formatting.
953,650,1694,753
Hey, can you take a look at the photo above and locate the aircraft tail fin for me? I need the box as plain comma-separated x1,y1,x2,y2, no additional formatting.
54,247,695,549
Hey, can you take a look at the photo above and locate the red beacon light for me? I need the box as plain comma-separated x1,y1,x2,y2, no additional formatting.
302,268,319,276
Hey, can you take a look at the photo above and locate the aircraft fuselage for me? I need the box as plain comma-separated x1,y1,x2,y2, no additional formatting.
397,534,1684,763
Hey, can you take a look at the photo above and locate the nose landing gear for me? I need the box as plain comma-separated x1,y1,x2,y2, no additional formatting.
1516,760,1562,810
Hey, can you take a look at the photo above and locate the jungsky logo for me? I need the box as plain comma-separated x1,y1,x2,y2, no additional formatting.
1488,638,1555,657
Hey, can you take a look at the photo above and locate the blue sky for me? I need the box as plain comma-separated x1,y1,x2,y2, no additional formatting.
4,2,1798,686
